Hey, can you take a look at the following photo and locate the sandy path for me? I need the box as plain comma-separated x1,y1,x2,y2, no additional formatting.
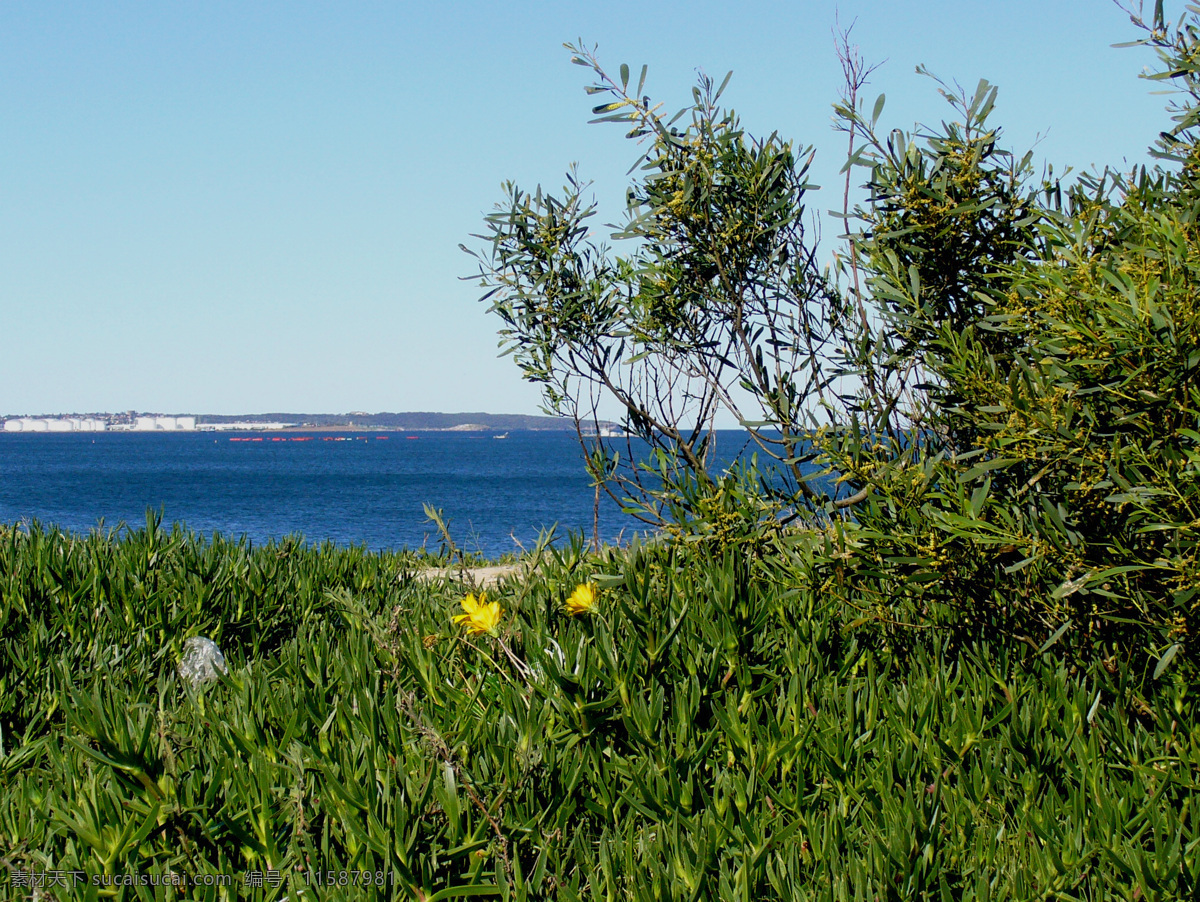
413,564,523,587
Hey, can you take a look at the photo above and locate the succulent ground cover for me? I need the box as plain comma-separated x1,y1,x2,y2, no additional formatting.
0,518,1195,900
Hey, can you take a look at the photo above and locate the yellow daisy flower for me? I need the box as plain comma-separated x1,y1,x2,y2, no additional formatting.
452,592,502,635
564,583,598,616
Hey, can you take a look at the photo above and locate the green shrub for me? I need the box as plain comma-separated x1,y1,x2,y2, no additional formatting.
471,9,1200,664
824,11,1200,664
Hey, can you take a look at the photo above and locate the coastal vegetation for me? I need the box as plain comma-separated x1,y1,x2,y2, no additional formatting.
469,7,1200,667
2,4,1199,900
0,518,1195,899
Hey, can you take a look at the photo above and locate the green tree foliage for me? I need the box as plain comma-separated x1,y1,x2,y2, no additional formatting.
467,45,840,526
471,11,1200,663
826,5,1200,662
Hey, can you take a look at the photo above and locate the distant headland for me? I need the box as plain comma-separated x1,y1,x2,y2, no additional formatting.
1,411,604,434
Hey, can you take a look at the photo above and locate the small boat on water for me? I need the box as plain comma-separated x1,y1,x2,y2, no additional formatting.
493,432,509,439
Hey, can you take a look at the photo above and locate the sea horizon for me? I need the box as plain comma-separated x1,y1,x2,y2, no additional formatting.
0,429,671,556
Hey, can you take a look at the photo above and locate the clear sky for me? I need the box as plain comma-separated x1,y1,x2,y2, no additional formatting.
0,1,1178,417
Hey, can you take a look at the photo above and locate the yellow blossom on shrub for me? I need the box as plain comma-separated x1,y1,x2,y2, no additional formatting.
564,583,597,616
452,592,502,635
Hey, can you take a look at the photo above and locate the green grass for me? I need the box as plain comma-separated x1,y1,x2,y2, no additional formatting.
0,518,1196,900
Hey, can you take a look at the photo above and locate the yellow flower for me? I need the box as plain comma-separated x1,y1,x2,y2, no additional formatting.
564,583,598,616
452,592,502,635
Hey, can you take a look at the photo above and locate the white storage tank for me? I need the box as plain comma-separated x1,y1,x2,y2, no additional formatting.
3,419,22,432
176,416,196,431
135,417,156,431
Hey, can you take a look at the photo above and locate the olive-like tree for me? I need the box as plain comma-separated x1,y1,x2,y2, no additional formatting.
466,46,845,527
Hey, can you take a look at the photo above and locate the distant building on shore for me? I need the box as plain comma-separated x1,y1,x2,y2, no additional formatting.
130,415,196,431
1,414,303,433
3,417,108,433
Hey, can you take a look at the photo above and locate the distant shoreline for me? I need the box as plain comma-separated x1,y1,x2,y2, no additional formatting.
0,424,572,435
2,411,621,435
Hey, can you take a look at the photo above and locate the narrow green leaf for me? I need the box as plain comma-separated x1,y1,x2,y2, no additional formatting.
1153,643,1180,679
715,70,733,101
1038,621,1071,653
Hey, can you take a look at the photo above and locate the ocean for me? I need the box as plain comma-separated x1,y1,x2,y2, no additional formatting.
0,430,677,556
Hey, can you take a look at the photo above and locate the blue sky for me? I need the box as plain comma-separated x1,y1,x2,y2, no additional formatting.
0,1,1176,417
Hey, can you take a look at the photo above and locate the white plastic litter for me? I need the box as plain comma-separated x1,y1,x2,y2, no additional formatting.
177,636,228,687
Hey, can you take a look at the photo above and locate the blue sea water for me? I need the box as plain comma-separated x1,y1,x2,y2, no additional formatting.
0,430,675,556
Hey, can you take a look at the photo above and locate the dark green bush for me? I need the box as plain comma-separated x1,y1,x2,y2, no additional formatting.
471,9,1200,665
824,12,1200,665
